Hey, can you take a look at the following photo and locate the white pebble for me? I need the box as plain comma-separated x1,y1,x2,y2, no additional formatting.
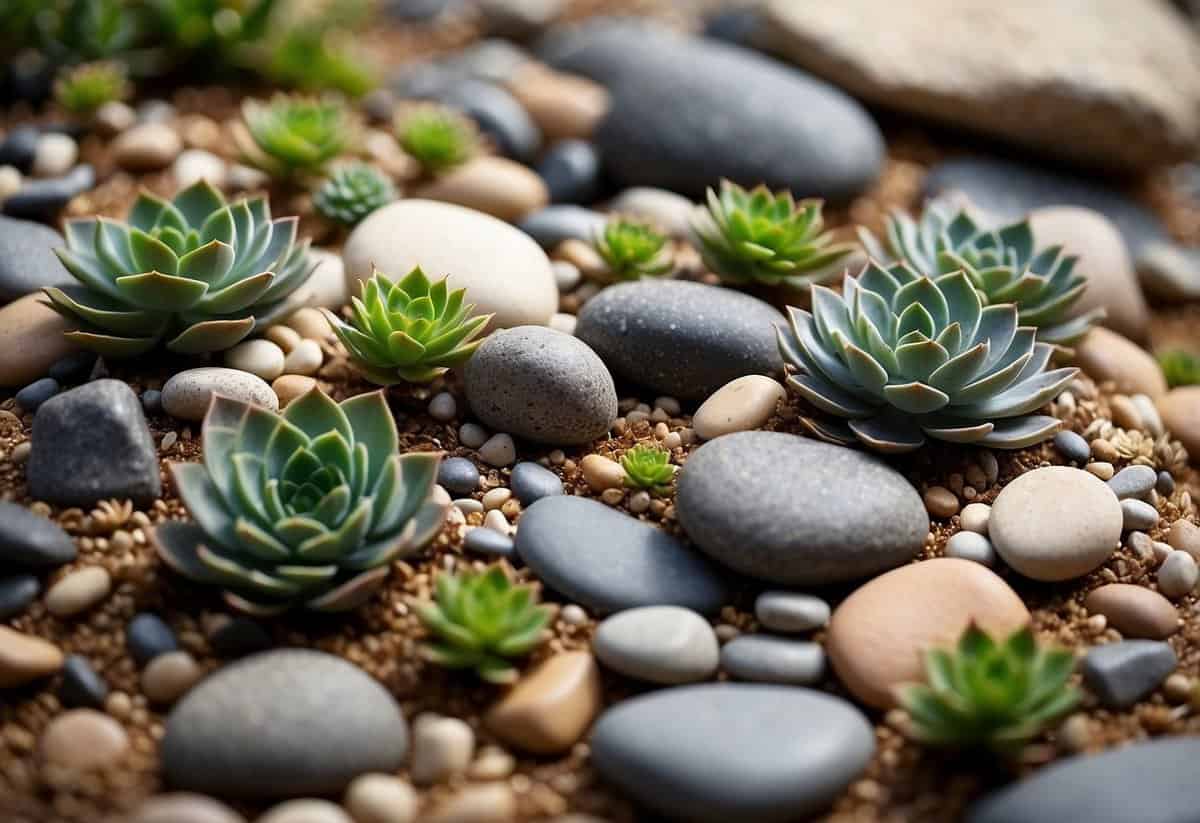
459,423,488,449
255,798,352,823
483,509,510,534
410,714,475,785
228,163,270,191
1121,498,1158,531
283,339,323,376
32,133,78,178
1158,550,1198,599
1131,394,1164,437
93,101,136,136
478,433,516,467
959,502,990,535
560,604,588,626
549,312,577,335
162,367,278,421
344,773,418,823
453,499,483,515
0,165,21,203
265,325,302,353
481,488,511,510
944,531,997,566
173,148,226,188
430,485,452,506
429,392,457,422
553,260,581,292
224,339,285,381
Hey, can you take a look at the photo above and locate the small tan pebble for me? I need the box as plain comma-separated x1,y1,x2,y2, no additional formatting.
1164,673,1193,703
272,375,318,408
1167,519,1200,560
180,115,222,149
344,774,417,823
283,339,323,376
225,339,286,381
548,449,566,465
105,690,133,719
478,433,516,467
1084,613,1107,634
691,375,786,440
549,312,577,335
555,238,608,280
500,498,521,519
1131,393,1164,436
287,307,333,341
600,488,625,506
1125,531,1155,564
141,650,203,704
431,485,452,506
410,714,475,785
265,325,302,353
560,604,588,626
454,499,483,515
468,746,516,781
45,565,112,617
1108,394,1143,431
1085,461,1115,480
130,793,248,823
93,100,137,135
1158,550,1198,599
160,430,179,453
255,799,352,823
112,122,183,171
485,651,602,755
39,708,128,770
1084,584,1178,639
628,490,651,514
0,626,63,687
580,454,625,492
459,423,488,448
429,392,457,422
714,624,741,642
959,502,990,535
481,488,511,510
426,783,516,823
1058,714,1091,752
0,164,20,203
32,132,78,177
662,431,682,449
483,509,510,534
1152,541,1174,566
1091,438,1119,462
923,486,959,518
10,440,31,463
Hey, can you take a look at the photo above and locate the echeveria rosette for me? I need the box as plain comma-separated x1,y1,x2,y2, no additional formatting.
778,260,1077,453
858,201,1103,346
896,623,1079,755
236,94,354,179
593,219,674,281
152,388,446,616
44,180,312,357
692,179,855,290
323,267,493,385
621,444,675,495
313,163,397,227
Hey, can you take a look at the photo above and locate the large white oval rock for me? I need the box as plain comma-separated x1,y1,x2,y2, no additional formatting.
342,199,556,330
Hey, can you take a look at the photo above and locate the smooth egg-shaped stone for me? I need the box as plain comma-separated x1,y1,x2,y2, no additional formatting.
593,606,719,684
162,367,278,421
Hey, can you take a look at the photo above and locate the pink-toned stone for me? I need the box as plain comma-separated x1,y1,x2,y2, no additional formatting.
1074,327,1167,398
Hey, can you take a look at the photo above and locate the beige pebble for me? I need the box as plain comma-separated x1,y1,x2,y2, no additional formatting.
1085,461,1115,480
468,747,516,781
923,486,959,518
344,774,417,823
283,339,323,376
410,714,475,785
112,122,183,172
162,367,278,421
628,490,651,514
580,454,625,492
425,782,516,823
1158,550,1198,598
1058,714,1091,753
272,375,318,408
225,339,286,381
1164,673,1193,703
40,708,128,770
265,325,302,353
549,312,577,335
506,63,610,142
692,375,785,440
141,650,203,704
45,566,112,617
1090,438,1119,462
287,307,333,340
599,488,625,506
483,509,510,534
554,238,609,281
482,488,511,510
560,604,588,626
959,502,990,535
93,101,136,136
416,156,548,223
255,799,352,823
478,433,516,467
485,651,601,754
0,626,63,687
0,164,21,203
1108,394,1143,431
1131,393,1164,436
32,133,78,177
1074,327,1167,398
1168,519,1200,560
0,294,80,388
1084,583,1178,639
130,793,247,823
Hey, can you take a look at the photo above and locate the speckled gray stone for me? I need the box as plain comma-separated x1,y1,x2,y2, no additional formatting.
590,683,874,823
0,501,76,569
720,635,825,685
0,216,72,301
162,650,408,798
676,432,928,585
514,495,727,615
1081,640,1176,709
575,280,786,401
509,461,563,504
465,326,617,446
1108,465,1157,500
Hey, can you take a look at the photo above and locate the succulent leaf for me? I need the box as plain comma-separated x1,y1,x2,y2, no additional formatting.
395,103,478,175
621,445,675,495
237,94,354,179
314,163,397,226
593,219,674,281
54,61,129,114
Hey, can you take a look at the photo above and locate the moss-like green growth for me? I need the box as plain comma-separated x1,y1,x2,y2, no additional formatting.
1158,350,1200,389
396,104,478,175
236,93,354,179
314,163,397,227
621,444,675,495
594,219,674,281
54,61,130,114
896,623,1078,755
417,565,554,684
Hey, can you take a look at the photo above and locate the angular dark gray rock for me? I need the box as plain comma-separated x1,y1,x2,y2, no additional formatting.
1081,640,1176,708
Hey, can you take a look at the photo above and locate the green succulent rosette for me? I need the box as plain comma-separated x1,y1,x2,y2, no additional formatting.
593,219,674,281
236,93,353,178
44,180,313,357
152,388,445,616
778,260,1077,453
313,163,397,227
621,444,675,495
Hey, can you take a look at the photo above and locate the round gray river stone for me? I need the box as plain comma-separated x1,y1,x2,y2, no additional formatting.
161,649,408,798
676,432,928,585
590,683,875,823
514,495,727,615
593,606,719,684
0,501,76,569
0,216,73,301
967,738,1200,823
575,280,786,401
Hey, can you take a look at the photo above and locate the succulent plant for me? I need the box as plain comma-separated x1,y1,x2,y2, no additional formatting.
896,623,1078,755
314,163,397,227
323,266,492,385
152,388,446,616
1158,350,1200,389
396,104,478,175
778,260,1077,453
54,60,130,114
593,219,674,281
621,444,675,495
44,180,312,357
692,179,855,290
858,201,1102,346
417,564,554,684
236,94,354,178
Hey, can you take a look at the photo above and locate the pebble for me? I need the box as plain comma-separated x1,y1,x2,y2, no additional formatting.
142,389,163,415
576,280,786,401
608,187,696,237
1157,550,1198,598
676,432,928,585
93,101,137,136
0,126,38,172
720,635,825,685
265,325,302,353
0,575,40,619
515,495,728,614
0,214,73,301
593,606,719,684
174,149,227,188
112,122,183,171
3,163,95,221
416,154,549,222
424,783,517,823
162,367,278,421
755,592,830,634
0,293,80,387
0,165,19,203
1074,327,1168,398
0,626,64,687
485,651,601,754
40,709,129,770
1157,470,1175,497
1157,386,1200,458
344,199,556,329
1053,430,1090,463
1108,465,1157,499
1081,640,1176,709
590,683,874,823
1121,498,1158,531
518,205,607,248
536,139,600,203
31,133,77,178
478,433,517,467
44,565,112,617
944,531,997,566
0,501,77,569
923,486,960,518
59,654,109,708
429,392,457,421
826,558,1029,708
459,423,488,449
465,326,617,446
506,60,606,139
142,651,203,704
344,774,418,823
988,466,1122,581
286,308,332,341
1167,519,1200,558
1109,394,1143,430
552,260,581,291
442,78,541,163
463,527,516,560
410,715,475,784
1133,393,1164,436
692,375,785,440
208,617,273,659
580,454,625,492
282,339,323,376
509,461,562,504
255,799,352,823
959,502,990,535
481,488,511,510
131,794,248,823
438,457,481,496
1084,584,1178,639
482,509,510,534
224,340,286,381
271,375,317,408
1086,461,1115,480
162,650,409,797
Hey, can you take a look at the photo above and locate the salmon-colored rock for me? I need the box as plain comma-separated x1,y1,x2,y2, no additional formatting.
0,293,78,387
